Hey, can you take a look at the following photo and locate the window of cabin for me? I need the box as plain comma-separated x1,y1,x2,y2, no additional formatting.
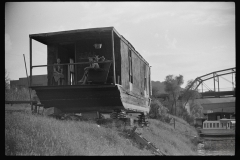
210,123,212,128
217,123,219,128
213,123,215,128
204,123,206,128
128,49,133,84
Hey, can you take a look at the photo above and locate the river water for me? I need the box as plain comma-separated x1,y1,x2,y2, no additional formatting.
197,138,235,156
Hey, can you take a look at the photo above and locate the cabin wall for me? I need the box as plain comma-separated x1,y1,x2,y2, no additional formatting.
120,40,150,98
132,51,141,95
140,60,145,96
47,44,58,86
114,35,121,84
120,40,130,90
146,65,150,96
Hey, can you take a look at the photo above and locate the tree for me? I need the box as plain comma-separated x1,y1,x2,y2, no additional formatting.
181,79,202,117
190,101,203,118
151,81,166,98
163,74,184,115
181,79,200,102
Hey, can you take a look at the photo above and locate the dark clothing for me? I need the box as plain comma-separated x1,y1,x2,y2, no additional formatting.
53,63,64,82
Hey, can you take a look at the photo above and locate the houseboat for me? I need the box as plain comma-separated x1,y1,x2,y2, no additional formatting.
29,27,152,122
200,112,235,137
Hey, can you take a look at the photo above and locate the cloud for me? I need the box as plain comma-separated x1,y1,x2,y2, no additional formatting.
132,11,175,24
5,34,12,53
165,30,177,49
178,3,235,27
154,33,159,38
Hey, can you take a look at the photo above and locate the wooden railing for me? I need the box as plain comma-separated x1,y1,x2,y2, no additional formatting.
30,60,113,86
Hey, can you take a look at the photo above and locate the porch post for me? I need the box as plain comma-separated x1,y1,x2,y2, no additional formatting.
29,37,32,86
74,42,77,84
29,37,33,112
111,30,116,84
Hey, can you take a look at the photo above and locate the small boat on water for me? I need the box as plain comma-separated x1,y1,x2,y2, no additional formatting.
200,118,235,137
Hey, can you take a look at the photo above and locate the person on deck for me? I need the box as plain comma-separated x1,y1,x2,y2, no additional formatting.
53,58,65,85
78,55,105,84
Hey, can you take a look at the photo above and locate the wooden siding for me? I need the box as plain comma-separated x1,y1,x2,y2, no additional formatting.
140,60,145,96
120,40,151,98
47,44,58,86
120,40,130,90
114,35,121,84
132,51,141,96
33,85,124,113
146,65,150,96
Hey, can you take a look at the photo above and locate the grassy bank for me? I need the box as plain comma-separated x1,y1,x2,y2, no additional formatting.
140,117,198,155
5,104,198,155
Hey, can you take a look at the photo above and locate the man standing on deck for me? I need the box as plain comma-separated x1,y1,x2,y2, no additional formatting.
53,58,65,85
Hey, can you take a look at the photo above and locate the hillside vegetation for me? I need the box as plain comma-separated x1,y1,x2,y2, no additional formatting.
5,104,198,156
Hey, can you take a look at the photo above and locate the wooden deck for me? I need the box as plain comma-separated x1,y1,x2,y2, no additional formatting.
5,100,38,105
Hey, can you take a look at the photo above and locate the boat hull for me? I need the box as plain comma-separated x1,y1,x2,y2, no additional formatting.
30,84,150,114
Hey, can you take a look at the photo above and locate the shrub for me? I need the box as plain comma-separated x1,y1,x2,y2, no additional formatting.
5,87,38,102
149,99,169,122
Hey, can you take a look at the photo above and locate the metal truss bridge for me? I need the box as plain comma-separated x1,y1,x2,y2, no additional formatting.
185,67,235,99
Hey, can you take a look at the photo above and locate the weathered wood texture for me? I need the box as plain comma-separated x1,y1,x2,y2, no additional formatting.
149,66,152,96
33,85,124,113
140,60,146,97
146,65,150,96
120,40,130,90
117,85,150,112
132,51,141,95
5,100,38,105
114,34,121,84
120,40,151,98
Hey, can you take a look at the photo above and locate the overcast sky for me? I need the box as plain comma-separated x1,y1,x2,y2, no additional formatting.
5,2,235,90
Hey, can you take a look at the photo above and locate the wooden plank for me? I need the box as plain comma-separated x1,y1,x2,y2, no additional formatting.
33,85,124,113
112,30,116,84
129,129,163,155
120,40,129,90
132,51,141,95
5,101,38,105
29,38,32,86
74,42,77,85
114,35,121,84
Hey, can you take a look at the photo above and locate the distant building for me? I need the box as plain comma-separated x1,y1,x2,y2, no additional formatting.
10,74,47,89
201,102,235,114
193,98,235,128
204,112,235,121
